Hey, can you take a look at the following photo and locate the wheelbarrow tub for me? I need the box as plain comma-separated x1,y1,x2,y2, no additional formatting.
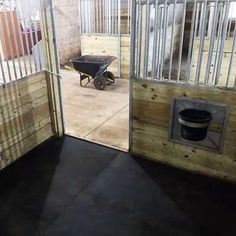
71,55,117,78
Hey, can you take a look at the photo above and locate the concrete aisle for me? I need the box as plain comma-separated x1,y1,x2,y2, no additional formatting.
61,69,129,150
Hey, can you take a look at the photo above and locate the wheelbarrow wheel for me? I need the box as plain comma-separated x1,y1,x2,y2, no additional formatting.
103,71,115,85
94,76,107,90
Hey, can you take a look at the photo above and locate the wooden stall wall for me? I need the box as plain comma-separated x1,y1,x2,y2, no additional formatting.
131,80,236,182
0,72,53,171
81,35,130,79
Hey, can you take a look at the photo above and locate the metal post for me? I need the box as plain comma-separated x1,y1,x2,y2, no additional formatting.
226,23,236,87
160,0,168,80
215,0,230,86
118,0,121,77
143,0,150,78
205,1,219,85
168,0,177,81
152,0,159,79
177,0,187,82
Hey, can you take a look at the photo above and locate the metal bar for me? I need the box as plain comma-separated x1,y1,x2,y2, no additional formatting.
160,0,168,80
2,7,18,79
8,0,23,78
211,2,224,84
152,0,159,79
30,0,42,71
177,0,187,82
27,2,38,72
80,0,83,34
205,1,219,85
226,23,236,87
15,1,28,76
215,0,231,85
156,6,163,78
130,0,137,76
118,0,121,77
99,0,102,33
227,2,232,38
168,0,177,81
0,50,6,84
136,0,142,77
143,0,150,77
20,0,33,74
195,0,208,84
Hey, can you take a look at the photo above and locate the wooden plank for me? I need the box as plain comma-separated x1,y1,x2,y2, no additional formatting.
0,102,50,142
0,117,51,152
0,124,53,170
131,80,236,182
0,95,49,124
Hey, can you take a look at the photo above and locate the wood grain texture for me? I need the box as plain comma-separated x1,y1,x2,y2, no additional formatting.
81,35,130,79
131,79,236,182
0,72,53,171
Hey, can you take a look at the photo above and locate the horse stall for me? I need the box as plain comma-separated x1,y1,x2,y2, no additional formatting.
130,0,236,182
79,0,131,79
0,0,63,171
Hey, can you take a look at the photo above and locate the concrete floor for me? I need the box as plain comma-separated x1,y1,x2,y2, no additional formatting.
1,136,236,236
61,69,129,151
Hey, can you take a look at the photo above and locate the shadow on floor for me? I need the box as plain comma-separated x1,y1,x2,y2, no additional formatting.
0,135,236,236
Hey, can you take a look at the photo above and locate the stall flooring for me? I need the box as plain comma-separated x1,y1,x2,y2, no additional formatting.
61,69,129,151
0,135,236,236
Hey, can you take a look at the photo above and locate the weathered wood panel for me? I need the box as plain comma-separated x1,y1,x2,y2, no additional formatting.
0,72,53,170
131,80,236,182
81,35,130,79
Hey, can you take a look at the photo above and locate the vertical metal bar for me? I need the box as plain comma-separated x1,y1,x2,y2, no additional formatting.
152,1,159,79
143,0,150,78
128,0,131,34
160,0,168,80
186,0,198,83
27,2,38,72
2,7,17,79
195,0,208,84
0,50,6,84
15,1,28,76
168,0,177,81
99,0,102,33
156,6,163,79
96,0,98,34
212,3,224,84
136,0,142,78
227,2,232,38
30,0,42,71
129,0,137,151
20,1,33,74
177,0,187,83
130,0,137,77
215,0,231,86
205,1,219,85
80,0,83,34
226,24,236,87
8,0,23,78
118,0,121,77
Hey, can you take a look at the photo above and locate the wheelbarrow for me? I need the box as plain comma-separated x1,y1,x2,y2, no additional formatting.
71,55,116,90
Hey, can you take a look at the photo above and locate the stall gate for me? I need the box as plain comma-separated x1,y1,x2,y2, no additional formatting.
0,0,63,170
130,0,236,182
79,0,132,78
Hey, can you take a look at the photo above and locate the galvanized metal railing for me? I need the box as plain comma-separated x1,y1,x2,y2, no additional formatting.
0,0,44,84
79,0,132,35
130,0,236,88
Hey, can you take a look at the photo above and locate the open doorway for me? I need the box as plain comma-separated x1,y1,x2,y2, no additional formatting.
55,0,131,151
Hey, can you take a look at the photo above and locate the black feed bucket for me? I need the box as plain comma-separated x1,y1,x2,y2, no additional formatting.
178,109,212,141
